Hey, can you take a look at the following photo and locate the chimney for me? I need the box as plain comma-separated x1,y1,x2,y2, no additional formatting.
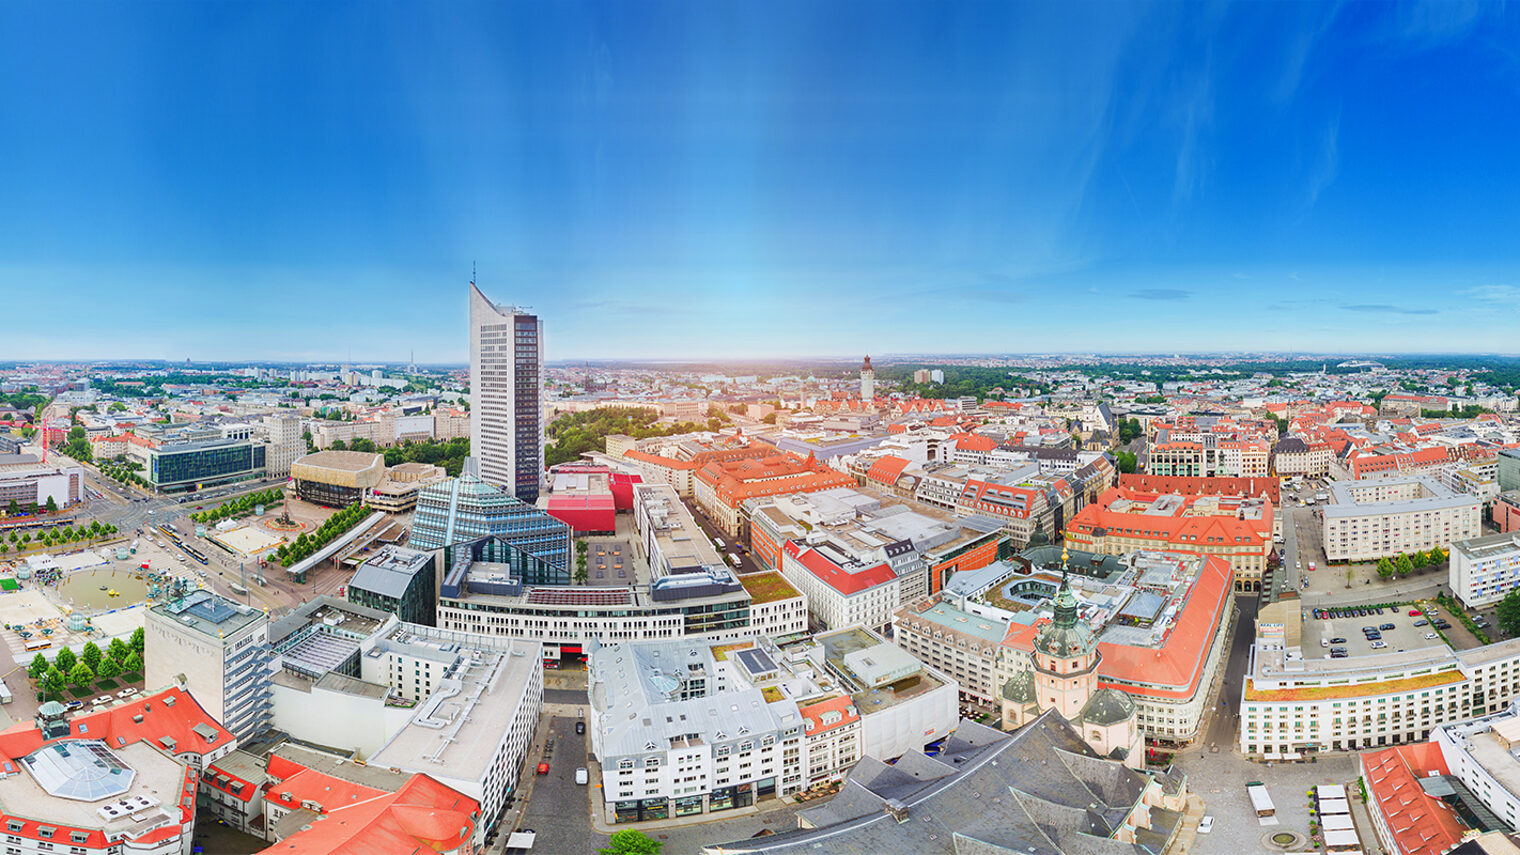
884,798,909,823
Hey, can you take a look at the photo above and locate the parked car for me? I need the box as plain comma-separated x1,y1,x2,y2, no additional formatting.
1426,633,1439,640
1198,816,1214,834
575,767,588,785
1409,609,1423,616
536,762,549,775
1371,641,1387,649
1380,623,1395,631
1414,619,1428,627
1329,637,1347,644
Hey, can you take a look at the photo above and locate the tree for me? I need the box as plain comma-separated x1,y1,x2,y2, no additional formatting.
761,412,778,424
53,647,76,674
1429,546,1446,565
1395,553,1413,577
1410,550,1429,569
1376,557,1395,579
598,829,663,855
80,642,102,672
1115,450,1138,474
68,662,94,690
107,638,129,664
97,658,121,681
27,653,49,681
44,496,57,513
130,627,145,655
1498,590,1520,640
41,667,64,699
5,499,15,516
122,651,143,675
330,439,347,451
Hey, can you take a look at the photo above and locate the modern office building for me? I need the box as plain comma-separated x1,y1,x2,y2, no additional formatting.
408,458,571,572
0,688,236,855
1321,476,1482,562
290,450,386,508
1500,449,1520,494
142,437,267,493
469,280,544,502
346,544,438,626
145,588,273,740
261,414,304,478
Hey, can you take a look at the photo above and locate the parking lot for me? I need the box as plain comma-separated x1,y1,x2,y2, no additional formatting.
1303,604,1450,659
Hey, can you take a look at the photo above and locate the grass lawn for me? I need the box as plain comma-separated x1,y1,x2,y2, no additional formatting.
119,672,142,683
95,679,119,691
0,578,17,591
67,686,92,699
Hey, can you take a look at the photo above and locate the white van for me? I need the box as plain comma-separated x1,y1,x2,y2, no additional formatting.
575,767,588,785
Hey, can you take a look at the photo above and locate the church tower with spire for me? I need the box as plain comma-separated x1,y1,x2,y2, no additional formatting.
1000,548,1144,768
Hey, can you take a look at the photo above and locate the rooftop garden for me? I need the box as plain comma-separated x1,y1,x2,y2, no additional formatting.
739,572,801,605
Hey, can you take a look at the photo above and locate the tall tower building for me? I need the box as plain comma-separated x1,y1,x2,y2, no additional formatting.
470,280,544,502
860,355,875,400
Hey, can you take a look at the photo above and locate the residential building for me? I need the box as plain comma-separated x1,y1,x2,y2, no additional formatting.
779,539,908,634
1322,476,1481,562
1360,742,1469,855
1272,436,1334,478
693,449,855,538
702,712,1191,855
409,457,572,574
145,588,273,740
260,415,304,478
0,688,236,855
1065,482,1273,592
587,628,956,824
1452,532,1520,610
203,743,480,855
1434,703,1520,837
469,281,544,502
347,544,438,626
366,635,542,844
1495,491,1520,534
738,573,808,640
290,450,386,508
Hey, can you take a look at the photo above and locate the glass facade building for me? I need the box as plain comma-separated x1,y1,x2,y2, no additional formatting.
409,460,571,573
147,439,267,493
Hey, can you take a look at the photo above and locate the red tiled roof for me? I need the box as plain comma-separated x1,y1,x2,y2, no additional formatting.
1118,474,1280,506
865,455,910,487
623,450,699,470
259,772,479,855
1361,743,1466,855
783,541,897,596
799,695,860,736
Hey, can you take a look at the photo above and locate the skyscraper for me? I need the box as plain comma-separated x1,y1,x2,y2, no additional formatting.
470,280,544,502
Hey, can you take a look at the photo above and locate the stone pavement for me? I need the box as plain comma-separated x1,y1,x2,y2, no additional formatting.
1173,748,1365,855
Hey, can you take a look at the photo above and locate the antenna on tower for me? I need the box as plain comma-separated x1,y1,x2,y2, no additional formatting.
472,261,476,285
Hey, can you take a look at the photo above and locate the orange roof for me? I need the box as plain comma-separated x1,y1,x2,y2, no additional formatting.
1118,474,1280,506
799,695,860,736
865,455,910,486
260,772,479,855
623,449,699,470
697,452,854,508
1065,486,1271,548
1362,743,1466,855
1001,553,1233,700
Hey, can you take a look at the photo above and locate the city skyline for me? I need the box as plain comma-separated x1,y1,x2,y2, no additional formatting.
4,2,1520,362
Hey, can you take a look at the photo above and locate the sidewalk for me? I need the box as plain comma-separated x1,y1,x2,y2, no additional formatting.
588,791,800,836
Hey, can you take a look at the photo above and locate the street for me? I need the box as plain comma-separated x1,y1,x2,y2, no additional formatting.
1203,596,1256,751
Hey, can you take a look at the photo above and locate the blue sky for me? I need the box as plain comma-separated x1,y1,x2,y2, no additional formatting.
3,1,1520,362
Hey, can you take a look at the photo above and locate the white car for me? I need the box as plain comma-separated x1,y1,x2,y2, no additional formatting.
1426,632,1439,640
1198,816,1213,833
574,767,588,785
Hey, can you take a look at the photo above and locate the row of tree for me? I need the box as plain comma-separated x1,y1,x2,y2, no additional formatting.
190,488,284,524
27,630,145,699
1375,548,1446,579
0,519,116,555
274,503,372,566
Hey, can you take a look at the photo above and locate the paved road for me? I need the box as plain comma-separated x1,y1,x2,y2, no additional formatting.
678,496,764,573
515,715,594,855
545,687,587,705
1203,597,1256,751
